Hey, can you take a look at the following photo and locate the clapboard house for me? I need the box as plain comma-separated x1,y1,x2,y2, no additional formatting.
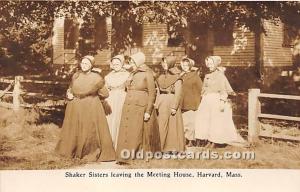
52,16,299,92
52,16,186,68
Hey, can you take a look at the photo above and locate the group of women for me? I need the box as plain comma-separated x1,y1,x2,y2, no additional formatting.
55,52,248,163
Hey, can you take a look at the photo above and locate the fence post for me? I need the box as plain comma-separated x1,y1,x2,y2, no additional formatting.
12,76,22,111
248,88,261,143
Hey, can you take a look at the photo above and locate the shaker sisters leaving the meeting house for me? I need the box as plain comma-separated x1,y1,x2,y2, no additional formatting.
55,52,249,163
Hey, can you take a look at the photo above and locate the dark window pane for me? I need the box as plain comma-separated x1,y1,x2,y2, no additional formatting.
111,16,143,54
78,21,95,55
131,22,143,47
214,26,233,46
283,24,298,48
64,18,79,49
95,16,108,50
167,24,184,47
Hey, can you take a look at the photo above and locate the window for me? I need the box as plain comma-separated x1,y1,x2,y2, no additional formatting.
167,25,184,47
111,16,143,54
283,24,299,48
214,26,234,46
131,22,143,47
78,15,109,55
78,21,95,55
64,18,79,49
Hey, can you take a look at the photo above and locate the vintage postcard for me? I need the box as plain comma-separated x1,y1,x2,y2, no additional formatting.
0,0,299,191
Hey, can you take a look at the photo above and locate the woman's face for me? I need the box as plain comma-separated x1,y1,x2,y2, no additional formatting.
206,59,217,72
181,61,191,72
111,59,123,72
80,58,92,72
161,60,168,71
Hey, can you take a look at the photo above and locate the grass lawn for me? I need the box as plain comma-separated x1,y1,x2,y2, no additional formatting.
0,108,299,170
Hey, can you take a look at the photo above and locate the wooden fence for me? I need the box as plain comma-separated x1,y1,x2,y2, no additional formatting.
1,78,300,143
0,76,68,112
248,88,300,143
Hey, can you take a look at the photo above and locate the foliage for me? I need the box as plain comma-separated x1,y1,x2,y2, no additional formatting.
0,1,299,70
0,1,61,68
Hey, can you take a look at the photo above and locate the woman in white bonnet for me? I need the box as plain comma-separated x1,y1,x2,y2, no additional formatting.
105,54,130,148
194,56,248,148
180,57,203,147
56,55,115,161
116,52,161,163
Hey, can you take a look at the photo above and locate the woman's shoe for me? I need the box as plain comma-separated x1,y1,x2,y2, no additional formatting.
187,140,194,147
116,161,129,165
204,141,212,148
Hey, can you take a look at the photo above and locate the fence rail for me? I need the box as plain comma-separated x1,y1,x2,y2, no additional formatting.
259,93,300,100
1,78,300,143
3,91,64,100
0,77,69,85
248,88,300,143
0,76,67,111
258,114,300,122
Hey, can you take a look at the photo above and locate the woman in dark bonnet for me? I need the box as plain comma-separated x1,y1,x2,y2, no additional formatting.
155,56,185,153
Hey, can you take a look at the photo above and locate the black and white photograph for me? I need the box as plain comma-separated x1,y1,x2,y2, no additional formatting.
0,0,300,191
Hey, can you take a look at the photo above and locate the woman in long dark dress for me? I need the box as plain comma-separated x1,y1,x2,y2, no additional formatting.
55,55,116,162
116,52,161,161
156,56,185,153
180,57,203,147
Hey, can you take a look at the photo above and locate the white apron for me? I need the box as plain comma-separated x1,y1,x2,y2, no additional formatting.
194,93,247,146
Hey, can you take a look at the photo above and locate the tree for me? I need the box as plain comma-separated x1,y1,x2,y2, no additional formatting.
0,1,61,74
0,1,299,73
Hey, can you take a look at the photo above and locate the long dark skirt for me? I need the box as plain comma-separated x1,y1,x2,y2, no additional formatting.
116,91,161,161
156,94,185,152
55,96,116,162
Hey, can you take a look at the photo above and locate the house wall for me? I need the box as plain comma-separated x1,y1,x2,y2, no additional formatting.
263,20,293,67
212,21,296,93
52,17,112,66
141,22,185,65
54,19,293,68
213,25,256,67
262,20,295,91
52,18,297,92
52,17,185,66
212,21,294,68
